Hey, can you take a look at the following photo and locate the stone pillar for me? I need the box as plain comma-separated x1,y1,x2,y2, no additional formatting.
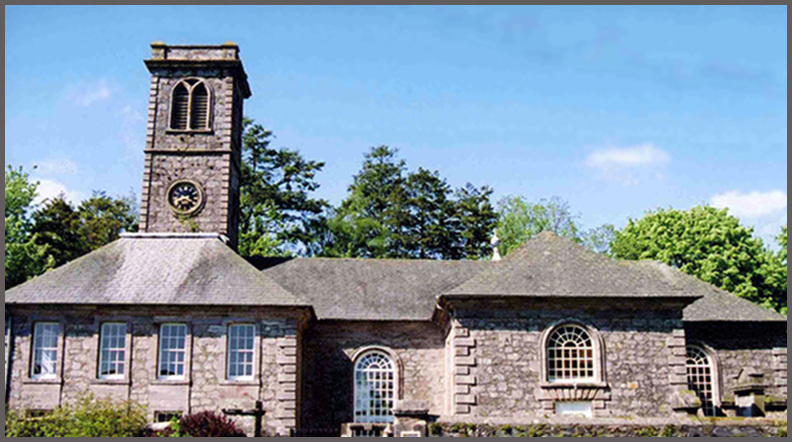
393,401,430,437
274,321,298,436
452,321,476,415
773,348,787,394
667,328,698,416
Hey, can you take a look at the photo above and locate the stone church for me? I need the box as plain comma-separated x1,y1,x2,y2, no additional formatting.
4,43,787,437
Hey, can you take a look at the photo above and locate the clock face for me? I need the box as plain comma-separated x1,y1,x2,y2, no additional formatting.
167,180,204,215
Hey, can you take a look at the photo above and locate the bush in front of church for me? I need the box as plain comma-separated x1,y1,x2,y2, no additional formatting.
177,411,247,437
5,395,148,437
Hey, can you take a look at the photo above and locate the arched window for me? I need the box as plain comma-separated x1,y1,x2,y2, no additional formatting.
354,350,396,424
169,79,211,131
546,324,597,384
686,345,718,417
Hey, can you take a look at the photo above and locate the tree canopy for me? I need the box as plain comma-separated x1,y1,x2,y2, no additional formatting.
322,146,498,260
238,118,328,257
611,206,786,313
5,166,53,289
495,196,581,257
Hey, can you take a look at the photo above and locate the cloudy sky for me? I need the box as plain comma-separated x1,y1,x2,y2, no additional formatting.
5,6,787,245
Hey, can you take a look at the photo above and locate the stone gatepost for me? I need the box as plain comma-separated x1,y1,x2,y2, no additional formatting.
733,368,766,418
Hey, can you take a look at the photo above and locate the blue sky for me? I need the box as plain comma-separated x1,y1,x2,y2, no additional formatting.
5,6,787,245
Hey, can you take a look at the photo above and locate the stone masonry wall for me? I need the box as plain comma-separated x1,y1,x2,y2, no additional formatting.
140,68,244,247
451,309,684,421
7,306,306,437
686,322,788,401
301,321,446,431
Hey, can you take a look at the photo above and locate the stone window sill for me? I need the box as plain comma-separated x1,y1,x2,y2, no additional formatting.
90,379,131,386
151,380,191,386
541,382,608,390
165,129,213,135
23,378,61,385
220,380,259,387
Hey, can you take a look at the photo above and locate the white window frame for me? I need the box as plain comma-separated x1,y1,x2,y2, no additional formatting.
686,344,720,417
353,350,397,424
158,323,188,381
546,323,597,384
226,324,256,381
98,323,127,380
31,322,59,380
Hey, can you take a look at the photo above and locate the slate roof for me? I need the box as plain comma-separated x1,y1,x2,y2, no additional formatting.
633,261,787,322
5,234,303,307
257,257,491,321
445,232,696,299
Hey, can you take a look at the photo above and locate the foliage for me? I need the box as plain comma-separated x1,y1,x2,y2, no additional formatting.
611,206,787,313
178,410,247,437
30,191,138,269
239,118,328,258
4,165,54,289
495,196,581,257
779,225,787,263
5,395,148,437
579,223,617,256
323,146,497,260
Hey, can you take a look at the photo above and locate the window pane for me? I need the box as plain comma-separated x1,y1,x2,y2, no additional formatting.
159,324,187,379
99,323,127,379
32,323,59,378
227,325,255,380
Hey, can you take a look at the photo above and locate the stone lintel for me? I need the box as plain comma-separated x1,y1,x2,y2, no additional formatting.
455,375,476,385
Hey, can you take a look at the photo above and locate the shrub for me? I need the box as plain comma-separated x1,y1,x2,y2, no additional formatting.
179,411,247,437
5,395,148,437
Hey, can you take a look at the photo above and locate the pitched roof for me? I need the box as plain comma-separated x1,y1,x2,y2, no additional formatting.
444,232,696,299
256,257,492,321
5,234,303,307
633,261,787,322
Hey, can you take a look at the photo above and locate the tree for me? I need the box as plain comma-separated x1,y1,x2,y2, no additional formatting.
581,224,617,256
325,146,498,260
496,196,580,257
31,195,85,267
329,145,409,258
779,225,787,263
76,191,138,251
454,183,499,260
5,166,54,289
611,206,786,313
239,118,328,257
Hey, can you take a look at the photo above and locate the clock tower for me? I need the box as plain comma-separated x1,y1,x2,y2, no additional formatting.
139,42,251,247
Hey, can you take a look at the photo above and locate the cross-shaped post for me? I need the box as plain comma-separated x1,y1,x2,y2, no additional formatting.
223,400,266,437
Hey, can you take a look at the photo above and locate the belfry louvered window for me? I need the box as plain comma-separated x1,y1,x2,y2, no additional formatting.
354,351,396,424
686,345,717,417
169,79,211,131
547,324,596,383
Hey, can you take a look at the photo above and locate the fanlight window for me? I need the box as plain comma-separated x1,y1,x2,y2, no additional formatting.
170,79,211,131
547,324,596,383
354,351,396,424
686,345,716,417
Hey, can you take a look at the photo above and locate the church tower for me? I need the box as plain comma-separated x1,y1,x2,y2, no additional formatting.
139,42,251,247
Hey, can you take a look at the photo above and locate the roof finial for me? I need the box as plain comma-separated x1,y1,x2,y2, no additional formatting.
491,232,501,262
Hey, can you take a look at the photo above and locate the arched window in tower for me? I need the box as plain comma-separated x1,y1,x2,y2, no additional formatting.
686,345,718,417
190,82,209,130
546,324,596,383
354,350,396,424
170,83,190,130
169,79,211,131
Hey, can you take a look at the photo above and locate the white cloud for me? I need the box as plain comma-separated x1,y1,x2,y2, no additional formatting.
711,190,787,218
585,144,670,170
33,179,88,206
33,159,78,176
67,79,112,106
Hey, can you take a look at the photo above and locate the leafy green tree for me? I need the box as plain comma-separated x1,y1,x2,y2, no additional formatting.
611,206,786,312
329,145,409,258
581,224,617,256
454,183,499,260
31,195,85,267
779,225,787,263
76,191,138,252
239,118,328,257
496,196,581,257
5,166,54,289
325,146,498,260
